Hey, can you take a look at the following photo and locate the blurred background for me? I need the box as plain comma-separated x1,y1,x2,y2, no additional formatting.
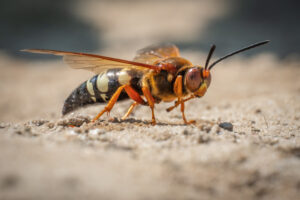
1,0,299,59
0,0,299,122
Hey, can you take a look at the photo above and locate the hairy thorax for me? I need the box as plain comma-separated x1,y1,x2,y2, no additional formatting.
142,57,192,102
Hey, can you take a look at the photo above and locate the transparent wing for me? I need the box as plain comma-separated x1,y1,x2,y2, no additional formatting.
22,49,160,74
63,54,135,74
134,43,180,64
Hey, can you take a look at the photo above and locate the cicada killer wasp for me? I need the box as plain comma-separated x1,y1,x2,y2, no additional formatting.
23,40,269,125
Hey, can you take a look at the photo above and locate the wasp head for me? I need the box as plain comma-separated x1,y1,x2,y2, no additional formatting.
184,44,215,97
184,67,211,97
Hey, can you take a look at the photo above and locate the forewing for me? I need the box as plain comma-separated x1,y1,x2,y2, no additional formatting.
134,43,180,64
63,54,134,74
22,49,159,74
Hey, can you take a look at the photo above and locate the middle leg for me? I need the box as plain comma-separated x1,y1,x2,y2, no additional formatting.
142,86,156,125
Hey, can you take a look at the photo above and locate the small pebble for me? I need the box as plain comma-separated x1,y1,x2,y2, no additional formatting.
255,109,262,114
219,122,233,131
198,135,211,144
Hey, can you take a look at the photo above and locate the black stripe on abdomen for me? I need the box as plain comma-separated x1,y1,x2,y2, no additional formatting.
91,69,129,103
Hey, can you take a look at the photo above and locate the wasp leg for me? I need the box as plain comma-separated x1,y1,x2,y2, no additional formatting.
92,85,127,122
180,101,195,124
124,85,146,105
121,85,147,120
121,102,138,120
142,87,156,125
173,75,195,124
92,85,146,122
166,95,195,112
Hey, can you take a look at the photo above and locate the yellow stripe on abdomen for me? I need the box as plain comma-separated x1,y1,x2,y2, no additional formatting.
86,79,97,102
96,72,109,93
118,70,132,85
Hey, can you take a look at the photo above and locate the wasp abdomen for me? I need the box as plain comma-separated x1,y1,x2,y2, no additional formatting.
62,80,95,115
62,69,133,115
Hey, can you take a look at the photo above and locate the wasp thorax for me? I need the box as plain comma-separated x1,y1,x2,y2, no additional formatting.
185,67,202,92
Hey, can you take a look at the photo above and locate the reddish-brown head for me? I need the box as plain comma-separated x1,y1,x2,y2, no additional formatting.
184,44,215,96
185,67,211,94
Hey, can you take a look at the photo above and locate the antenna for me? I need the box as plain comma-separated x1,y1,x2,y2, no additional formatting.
208,40,270,70
205,45,216,70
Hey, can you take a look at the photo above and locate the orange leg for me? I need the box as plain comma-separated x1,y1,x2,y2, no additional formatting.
124,86,146,105
173,75,195,124
92,85,126,122
121,85,146,120
180,100,195,124
142,87,156,125
166,95,195,112
92,85,146,122
121,102,138,120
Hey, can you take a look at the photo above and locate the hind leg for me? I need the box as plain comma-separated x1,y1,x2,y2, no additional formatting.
121,86,147,120
121,102,138,120
92,85,146,122
92,85,127,122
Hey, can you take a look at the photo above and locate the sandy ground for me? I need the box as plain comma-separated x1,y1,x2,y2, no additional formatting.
0,52,300,200
1,1,300,200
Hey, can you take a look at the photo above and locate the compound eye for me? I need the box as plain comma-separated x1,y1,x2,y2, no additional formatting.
185,68,202,92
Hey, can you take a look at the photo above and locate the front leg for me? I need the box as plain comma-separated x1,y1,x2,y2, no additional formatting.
166,95,195,112
173,75,195,124
179,100,195,124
